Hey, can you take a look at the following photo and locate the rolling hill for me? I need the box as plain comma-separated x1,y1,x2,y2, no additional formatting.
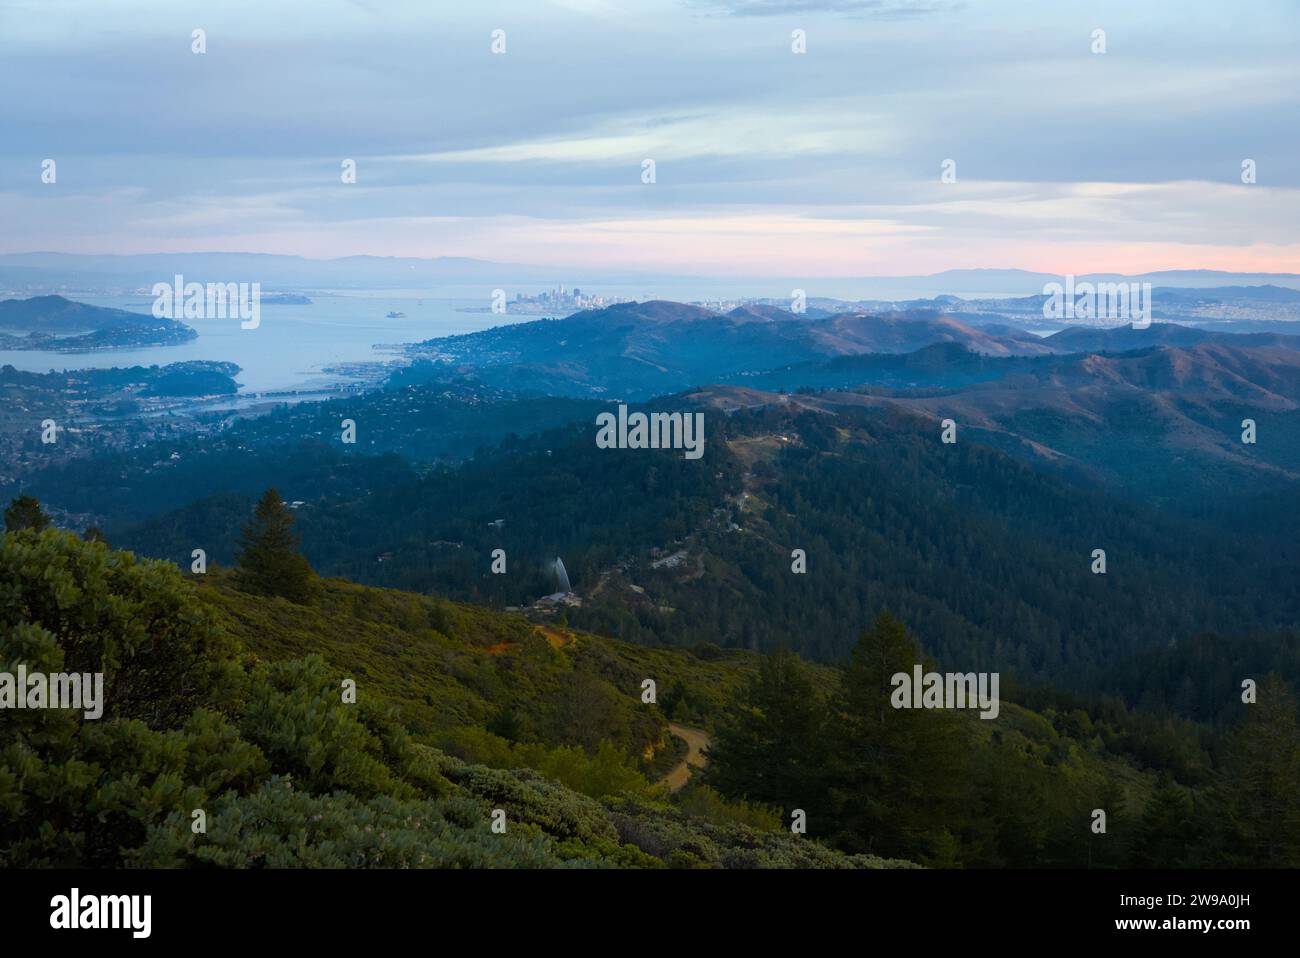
396,301,1060,399
396,299,1300,402
785,342,1300,498
0,295,196,350
110,393,1300,688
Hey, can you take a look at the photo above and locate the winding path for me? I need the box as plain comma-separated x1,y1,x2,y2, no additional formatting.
661,723,711,792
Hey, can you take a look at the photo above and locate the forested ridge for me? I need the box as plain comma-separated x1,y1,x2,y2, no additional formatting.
112,401,1300,697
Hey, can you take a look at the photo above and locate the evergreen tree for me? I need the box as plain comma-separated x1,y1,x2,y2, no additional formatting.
829,612,972,863
1218,673,1300,866
706,645,828,813
1129,774,1196,867
234,488,315,603
4,494,50,533
967,733,1055,867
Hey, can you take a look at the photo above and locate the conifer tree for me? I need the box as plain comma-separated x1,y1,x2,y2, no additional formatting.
4,494,50,534
234,488,315,603
706,645,827,811
1219,674,1300,866
829,612,972,862
1129,774,1196,867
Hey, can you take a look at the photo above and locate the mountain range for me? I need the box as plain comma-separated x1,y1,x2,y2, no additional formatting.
5,252,1300,297
396,300,1300,400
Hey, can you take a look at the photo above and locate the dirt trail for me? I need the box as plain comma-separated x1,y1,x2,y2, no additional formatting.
533,625,573,648
660,723,711,793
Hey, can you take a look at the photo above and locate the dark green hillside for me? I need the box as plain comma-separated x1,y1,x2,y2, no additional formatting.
699,613,1300,867
24,386,604,529
3,527,909,869
116,399,1300,689
191,568,764,758
9,526,1296,869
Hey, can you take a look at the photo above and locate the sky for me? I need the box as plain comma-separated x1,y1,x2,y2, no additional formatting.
1,0,1298,277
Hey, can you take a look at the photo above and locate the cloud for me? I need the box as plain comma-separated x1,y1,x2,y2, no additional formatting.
1,0,1296,275
386,103,896,166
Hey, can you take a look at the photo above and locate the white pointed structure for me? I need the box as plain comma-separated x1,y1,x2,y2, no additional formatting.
552,556,571,594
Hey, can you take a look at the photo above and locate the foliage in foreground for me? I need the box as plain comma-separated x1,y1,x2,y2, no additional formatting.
0,529,900,869
705,614,1300,868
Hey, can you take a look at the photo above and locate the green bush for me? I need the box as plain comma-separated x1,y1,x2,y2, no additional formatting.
136,777,583,869
2,530,918,870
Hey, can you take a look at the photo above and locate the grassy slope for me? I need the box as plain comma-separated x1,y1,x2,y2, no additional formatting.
191,569,1155,865
190,570,924,868
192,569,767,763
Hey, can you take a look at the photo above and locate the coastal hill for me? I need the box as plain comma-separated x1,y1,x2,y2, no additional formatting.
0,294,196,350
396,300,1060,399
397,300,1300,400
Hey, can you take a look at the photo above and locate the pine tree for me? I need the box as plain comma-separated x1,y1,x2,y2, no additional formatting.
234,488,315,603
829,611,972,863
1219,673,1300,866
82,526,109,546
705,645,828,815
4,494,50,533
1130,774,1196,867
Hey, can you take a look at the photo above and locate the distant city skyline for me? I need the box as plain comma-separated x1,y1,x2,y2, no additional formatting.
2,0,1297,275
